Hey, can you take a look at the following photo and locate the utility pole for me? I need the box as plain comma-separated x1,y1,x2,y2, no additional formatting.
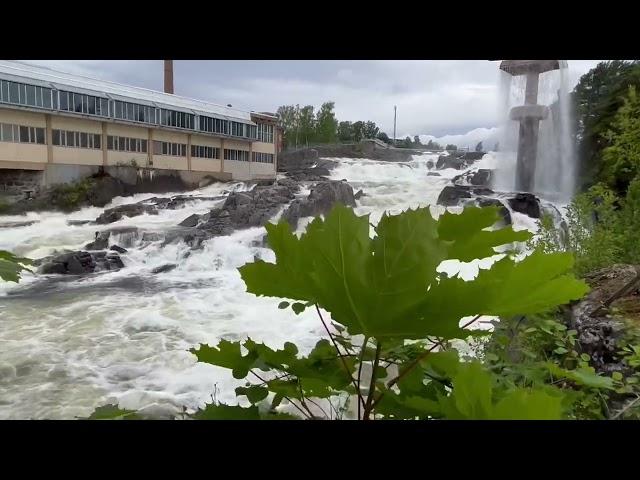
393,105,397,147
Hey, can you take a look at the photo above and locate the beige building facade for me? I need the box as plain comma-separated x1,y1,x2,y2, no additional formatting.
0,61,278,184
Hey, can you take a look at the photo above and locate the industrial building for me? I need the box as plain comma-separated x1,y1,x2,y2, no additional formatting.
0,60,279,197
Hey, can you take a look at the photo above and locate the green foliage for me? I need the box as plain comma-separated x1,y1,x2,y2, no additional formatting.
96,205,592,420
601,86,640,194
572,60,640,188
50,178,96,211
86,404,141,420
475,141,483,152
445,144,457,151
530,179,640,275
0,250,33,283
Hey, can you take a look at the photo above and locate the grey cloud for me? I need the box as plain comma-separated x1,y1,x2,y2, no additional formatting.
25,60,602,138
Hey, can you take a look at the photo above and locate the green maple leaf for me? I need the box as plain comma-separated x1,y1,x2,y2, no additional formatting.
0,250,33,283
86,404,140,420
190,340,257,379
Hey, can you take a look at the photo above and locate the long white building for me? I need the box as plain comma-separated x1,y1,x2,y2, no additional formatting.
0,60,279,193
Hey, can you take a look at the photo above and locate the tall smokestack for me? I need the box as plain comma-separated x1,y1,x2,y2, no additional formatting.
164,60,174,94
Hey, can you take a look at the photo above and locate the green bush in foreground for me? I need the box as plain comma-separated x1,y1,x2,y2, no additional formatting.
163,204,591,420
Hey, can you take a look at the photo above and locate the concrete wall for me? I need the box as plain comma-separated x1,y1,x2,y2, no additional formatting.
223,160,252,180
0,169,44,198
0,106,275,189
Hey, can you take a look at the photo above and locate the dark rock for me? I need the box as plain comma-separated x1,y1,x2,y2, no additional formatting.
437,185,473,206
453,169,492,187
86,176,126,207
251,235,269,248
427,160,434,169
507,193,541,218
39,251,96,275
436,155,467,170
85,231,111,250
460,151,485,161
282,181,356,229
0,220,37,228
179,214,200,227
96,203,157,224
571,265,640,376
354,189,365,200
110,245,128,253
152,264,177,274
427,172,441,177
67,220,93,226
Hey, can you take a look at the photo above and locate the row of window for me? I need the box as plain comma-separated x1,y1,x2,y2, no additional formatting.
252,152,274,164
0,123,45,144
107,135,147,153
0,80,53,110
58,91,110,117
224,149,250,162
0,77,275,142
191,145,220,159
0,79,276,142
199,115,229,135
52,129,102,149
113,100,155,124
256,124,274,143
153,141,187,157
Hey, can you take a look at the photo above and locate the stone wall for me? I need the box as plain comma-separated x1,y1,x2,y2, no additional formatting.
0,169,44,200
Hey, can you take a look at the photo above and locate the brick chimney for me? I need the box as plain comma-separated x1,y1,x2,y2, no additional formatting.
164,60,174,94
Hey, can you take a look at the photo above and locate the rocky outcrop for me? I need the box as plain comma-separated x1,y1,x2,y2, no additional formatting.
85,231,111,250
178,214,200,227
507,193,541,219
38,250,124,275
436,185,495,207
453,169,492,187
151,264,177,274
436,151,485,171
571,264,640,376
282,181,356,229
96,203,157,224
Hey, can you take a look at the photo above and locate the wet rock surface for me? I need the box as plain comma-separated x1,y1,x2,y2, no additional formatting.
571,264,640,376
282,180,356,229
38,250,124,275
507,193,542,219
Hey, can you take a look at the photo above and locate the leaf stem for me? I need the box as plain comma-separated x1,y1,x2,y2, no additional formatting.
315,304,366,411
356,336,370,419
370,314,483,412
250,370,310,419
363,341,382,420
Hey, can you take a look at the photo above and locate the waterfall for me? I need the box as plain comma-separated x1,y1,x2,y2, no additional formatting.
492,61,576,202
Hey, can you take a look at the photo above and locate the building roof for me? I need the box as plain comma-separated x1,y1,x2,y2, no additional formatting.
0,60,277,124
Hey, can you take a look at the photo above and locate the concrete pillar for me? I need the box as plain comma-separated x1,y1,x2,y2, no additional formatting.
525,73,539,105
101,122,108,166
515,117,539,192
220,138,225,174
147,128,153,167
45,114,53,163
187,133,192,171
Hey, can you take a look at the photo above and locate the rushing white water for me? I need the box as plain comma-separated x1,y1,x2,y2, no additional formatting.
493,63,576,202
0,154,535,419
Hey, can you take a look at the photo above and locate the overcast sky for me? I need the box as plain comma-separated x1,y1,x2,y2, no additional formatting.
26,60,602,138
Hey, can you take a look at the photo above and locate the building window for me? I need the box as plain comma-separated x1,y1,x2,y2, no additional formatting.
107,136,147,153
230,121,251,138
252,152,274,164
0,80,52,110
0,123,16,142
159,109,194,130
152,140,187,157
52,129,100,149
0,123,45,145
191,144,220,159
256,123,274,143
224,148,249,161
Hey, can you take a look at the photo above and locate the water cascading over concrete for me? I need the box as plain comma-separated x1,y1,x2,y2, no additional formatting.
494,60,575,201
500,60,564,192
